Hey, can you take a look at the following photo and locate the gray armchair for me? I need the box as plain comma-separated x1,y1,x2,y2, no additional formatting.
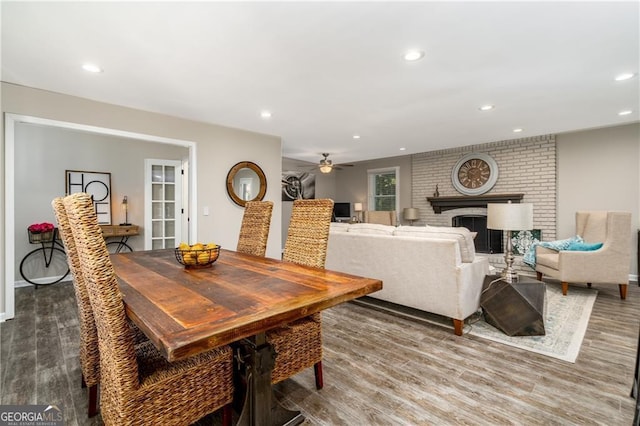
535,211,632,299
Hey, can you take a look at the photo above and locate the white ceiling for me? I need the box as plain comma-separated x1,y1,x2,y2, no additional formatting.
2,2,639,165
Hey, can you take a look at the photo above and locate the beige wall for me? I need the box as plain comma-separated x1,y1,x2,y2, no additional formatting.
557,123,639,274
2,83,282,319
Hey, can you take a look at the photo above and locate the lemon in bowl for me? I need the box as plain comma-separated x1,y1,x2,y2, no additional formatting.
175,242,221,269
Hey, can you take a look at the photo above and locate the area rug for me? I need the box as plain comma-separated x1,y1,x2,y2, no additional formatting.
468,282,597,363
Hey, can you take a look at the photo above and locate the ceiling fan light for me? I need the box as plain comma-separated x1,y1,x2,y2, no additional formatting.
319,164,333,173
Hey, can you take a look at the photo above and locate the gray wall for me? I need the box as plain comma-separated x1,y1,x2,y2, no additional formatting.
280,155,413,249
333,155,413,225
281,158,336,249
2,82,282,319
14,123,189,277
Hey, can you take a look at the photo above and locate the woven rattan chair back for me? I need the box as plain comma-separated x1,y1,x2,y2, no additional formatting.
283,199,334,268
51,197,101,416
62,194,140,415
236,200,274,257
268,199,333,389
62,192,233,426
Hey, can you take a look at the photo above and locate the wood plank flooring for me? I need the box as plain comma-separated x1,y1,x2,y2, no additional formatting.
1,280,638,425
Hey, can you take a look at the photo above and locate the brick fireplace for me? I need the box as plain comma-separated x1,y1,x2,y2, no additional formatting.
411,134,557,274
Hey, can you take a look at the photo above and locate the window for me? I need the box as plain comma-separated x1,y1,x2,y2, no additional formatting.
368,167,399,211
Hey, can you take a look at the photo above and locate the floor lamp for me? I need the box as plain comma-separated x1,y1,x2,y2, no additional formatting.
487,202,533,283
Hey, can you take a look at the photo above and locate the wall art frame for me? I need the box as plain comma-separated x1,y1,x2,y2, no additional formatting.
65,169,112,224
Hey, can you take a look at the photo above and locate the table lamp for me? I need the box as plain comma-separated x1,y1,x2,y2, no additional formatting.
403,207,419,226
120,196,131,226
353,202,363,223
487,201,533,283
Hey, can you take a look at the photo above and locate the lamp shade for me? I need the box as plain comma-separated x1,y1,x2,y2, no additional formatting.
487,203,533,230
403,207,420,221
353,202,363,212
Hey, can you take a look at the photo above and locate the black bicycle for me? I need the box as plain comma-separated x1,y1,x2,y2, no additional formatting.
20,228,70,288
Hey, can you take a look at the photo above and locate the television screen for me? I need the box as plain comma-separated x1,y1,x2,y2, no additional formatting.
332,202,351,220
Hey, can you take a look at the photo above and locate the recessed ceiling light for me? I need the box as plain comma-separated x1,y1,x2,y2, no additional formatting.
403,50,425,61
513,128,524,133
353,135,361,139
479,105,494,111
399,147,406,151
82,63,103,73
615,73,636,81
619,110,633,116
260,111,272,119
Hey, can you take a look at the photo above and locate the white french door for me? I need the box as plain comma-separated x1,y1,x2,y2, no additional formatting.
144,159,183,250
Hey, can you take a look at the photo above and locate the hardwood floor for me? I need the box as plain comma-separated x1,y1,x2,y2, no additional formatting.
1,280,638,425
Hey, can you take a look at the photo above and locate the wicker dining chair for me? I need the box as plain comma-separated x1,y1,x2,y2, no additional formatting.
267,198,334,389
62,192,234,426
236,200,274,257
51,197,149,418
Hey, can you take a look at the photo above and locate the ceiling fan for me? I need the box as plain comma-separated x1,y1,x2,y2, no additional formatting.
315,153,353,174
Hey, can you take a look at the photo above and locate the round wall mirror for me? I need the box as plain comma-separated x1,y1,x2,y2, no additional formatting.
226,161,267,207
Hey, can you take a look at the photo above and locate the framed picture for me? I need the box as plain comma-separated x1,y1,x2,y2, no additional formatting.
65,170,112,224
281,171,316,201
511,229,542,255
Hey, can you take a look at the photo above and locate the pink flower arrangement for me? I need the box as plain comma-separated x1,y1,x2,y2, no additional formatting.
28,222,55,234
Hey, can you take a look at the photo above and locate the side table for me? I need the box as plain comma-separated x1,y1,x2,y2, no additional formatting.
480,275,546,336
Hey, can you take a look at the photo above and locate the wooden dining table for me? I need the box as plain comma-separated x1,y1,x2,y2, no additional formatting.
110,248,382,426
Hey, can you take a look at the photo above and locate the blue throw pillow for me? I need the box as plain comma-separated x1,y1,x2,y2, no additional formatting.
565,241,603,251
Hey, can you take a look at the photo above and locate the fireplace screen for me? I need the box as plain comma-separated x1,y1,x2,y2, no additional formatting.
452,215,503,254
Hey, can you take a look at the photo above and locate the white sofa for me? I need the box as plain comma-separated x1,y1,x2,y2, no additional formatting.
325,223,489,335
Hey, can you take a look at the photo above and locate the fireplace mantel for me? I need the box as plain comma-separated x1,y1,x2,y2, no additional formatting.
426,193,524,214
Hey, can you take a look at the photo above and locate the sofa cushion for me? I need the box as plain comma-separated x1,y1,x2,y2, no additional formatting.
394,225,476,263
347,223,396,235
330,222,351,233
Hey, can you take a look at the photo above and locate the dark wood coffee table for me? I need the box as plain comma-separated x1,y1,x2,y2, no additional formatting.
480,274,546,336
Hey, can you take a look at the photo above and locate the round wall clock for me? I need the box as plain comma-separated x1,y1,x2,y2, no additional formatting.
451,153,499,195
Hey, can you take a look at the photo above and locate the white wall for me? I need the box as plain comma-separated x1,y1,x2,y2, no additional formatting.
412,135,556,241
1,82,282,319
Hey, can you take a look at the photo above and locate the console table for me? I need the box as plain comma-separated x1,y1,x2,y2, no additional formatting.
99,225,139,253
